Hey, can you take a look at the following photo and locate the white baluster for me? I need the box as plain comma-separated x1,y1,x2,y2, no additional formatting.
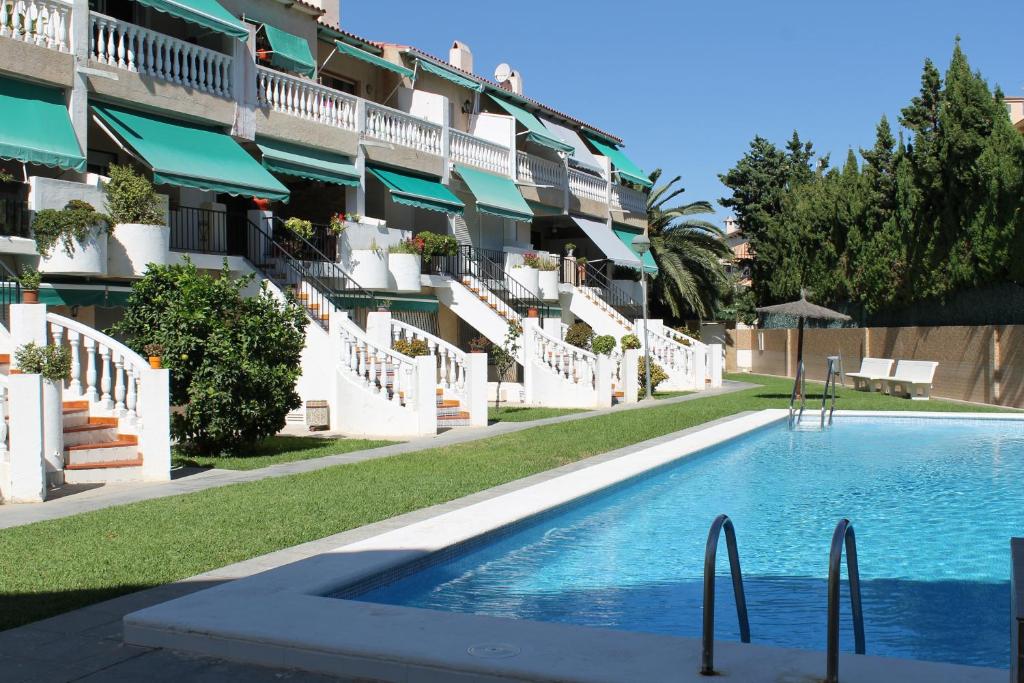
99,346,112,406
125,364,138,421
83,337,98,402
67,329,81,396
390,357,402,404
113,355,126,413
0,1,10,39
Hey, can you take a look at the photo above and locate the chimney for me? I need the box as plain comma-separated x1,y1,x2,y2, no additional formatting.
449,40,473,74
507,69,523,95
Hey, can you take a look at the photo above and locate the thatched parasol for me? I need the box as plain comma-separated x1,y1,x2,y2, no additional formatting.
756,290,851,380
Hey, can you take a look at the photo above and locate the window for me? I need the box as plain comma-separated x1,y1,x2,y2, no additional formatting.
321,73,358,96
89,0,134,22
87,149,118,177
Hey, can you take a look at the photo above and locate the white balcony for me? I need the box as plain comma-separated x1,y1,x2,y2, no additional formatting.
257,65,358,130
89,12,233,99
450,130,511,175
568,167,607,203
363,101,443,156
516,151,565,189
0,0,70,52
611,183,647,214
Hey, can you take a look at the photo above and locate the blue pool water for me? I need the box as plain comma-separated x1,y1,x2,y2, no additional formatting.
350,417,1024,668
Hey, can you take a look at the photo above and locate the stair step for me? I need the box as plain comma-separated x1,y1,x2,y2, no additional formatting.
64,457,145,484
62,407,90,429
63,423,119,447
66,435,138,451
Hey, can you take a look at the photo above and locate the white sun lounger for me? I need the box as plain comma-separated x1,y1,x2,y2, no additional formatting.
882,360,939,400
846,357,894,392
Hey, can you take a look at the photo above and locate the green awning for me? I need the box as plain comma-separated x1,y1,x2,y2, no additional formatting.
368,167,463,215
335,40,413,79
613,224,658,274
134,0,248,40
488,95,574,155
0,76,84,172
584,134,652,188
257,137,359,187
93,104,289,201
262,24,315,78
415,58,483,93
454,164,532,222
39,285,131,307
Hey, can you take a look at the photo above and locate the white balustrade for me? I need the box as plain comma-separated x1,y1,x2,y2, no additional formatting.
611,183,648,214
450,130,511,176
364,101,443,156
89,12,233,98
569,168,608,202
337,316,416,407
517,151,566,190
645,327,700,387
257,65,358,130
46,313,151,423
389,319,468,402
532,324,596,389
0,0,70,52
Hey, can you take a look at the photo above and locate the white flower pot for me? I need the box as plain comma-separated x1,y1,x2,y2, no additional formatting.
389,253,422,292
508,266,540,297
107,223,171,278
39,225,108,276
349,249,390,290
538,270,560,301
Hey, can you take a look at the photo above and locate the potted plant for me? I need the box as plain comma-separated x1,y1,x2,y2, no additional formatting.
350,237,389,289
17,266,40,304
376,298,392,313
509,251,541,297
389,236,424,292
576,256,589,283
253,197,272,211
536,256,560,301
105,164,170,277
392,337,429,357
564,242,576,257
329,212,348,234
33,199,110,276
468,336,490,353
144,342,165,369
416,231,458,267
14,341,71,481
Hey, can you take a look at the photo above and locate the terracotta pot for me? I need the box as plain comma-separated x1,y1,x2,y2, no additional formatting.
527,307,539,318
149,356,162,369
256,50,271,61
253,197,272,210
22,289,38,304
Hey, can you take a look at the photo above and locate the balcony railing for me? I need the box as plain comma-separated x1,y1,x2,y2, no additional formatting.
611,183,647,214
516,151,565,189
0,193,30,238
364,101,443,156
168,205,248,255
450,130,511,175
0,0,70,52
257,65,358,131
568,168,606,203
90,12,233,99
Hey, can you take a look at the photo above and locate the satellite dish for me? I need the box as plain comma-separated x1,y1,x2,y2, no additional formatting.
494,63,512,83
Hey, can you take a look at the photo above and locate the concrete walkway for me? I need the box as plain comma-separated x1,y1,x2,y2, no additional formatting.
0,406,762,682
0,381,753,530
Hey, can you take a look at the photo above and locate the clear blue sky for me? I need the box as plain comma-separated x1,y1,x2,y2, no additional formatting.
342,0,1024,225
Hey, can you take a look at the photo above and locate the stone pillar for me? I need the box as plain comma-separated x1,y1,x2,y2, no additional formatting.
520,317,540,405
10,303,48,350
622,349,640,404
68,0,90,176
9,373,46,503
365,311,393,349
413,355,437,435
708,343,723,388
230,23,257,140
140,368,170,481
327,314,346,431
466,352,488,427
595,353,613,408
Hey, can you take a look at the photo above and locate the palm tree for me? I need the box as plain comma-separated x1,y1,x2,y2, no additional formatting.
646,169,730,320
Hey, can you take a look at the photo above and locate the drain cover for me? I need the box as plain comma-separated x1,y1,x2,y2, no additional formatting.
467,643,521,659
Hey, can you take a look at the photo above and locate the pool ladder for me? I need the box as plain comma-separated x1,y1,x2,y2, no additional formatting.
788,357,839,430
700,516,865,681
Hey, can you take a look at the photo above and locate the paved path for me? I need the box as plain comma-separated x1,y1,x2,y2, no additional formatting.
0,382,753,530
0,406,761,682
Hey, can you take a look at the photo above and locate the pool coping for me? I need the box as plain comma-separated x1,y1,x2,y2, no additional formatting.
123,410,1015,682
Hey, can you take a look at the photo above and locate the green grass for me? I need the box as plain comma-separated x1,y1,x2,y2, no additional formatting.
0,374,1010,631
172,436,398,471
488,405,589,423
653,390,693,400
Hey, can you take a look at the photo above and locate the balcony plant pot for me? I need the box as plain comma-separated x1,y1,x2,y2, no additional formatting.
253,198,272,211
508,265,540,298
39,225,108,276
349,249,389,290
389,253,422,292
149,356,162,369
21,289,38,304
108,223,171,278
537,269,560,301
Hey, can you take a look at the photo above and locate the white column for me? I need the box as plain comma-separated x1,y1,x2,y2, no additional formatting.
623,348,640,405
230,22,256,140
68,0,90,176
440,96,451,184
10,303,49,354
693,345,708,391
466,352,488,427
595,353,613,409
708,343,723,388
365,311,393,349
413,355,437,435
139,367,170,481
520,317,540,405
9,373,46,503
328,315,345,431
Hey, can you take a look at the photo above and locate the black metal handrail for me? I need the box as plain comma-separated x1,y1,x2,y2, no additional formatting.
0,193,31,238
561,258,643,321
168,205,247,255
701,514,751,676
431,245,553,320
272,218,340,262
245,218,374,329
826,518,866,683
0,270,20,326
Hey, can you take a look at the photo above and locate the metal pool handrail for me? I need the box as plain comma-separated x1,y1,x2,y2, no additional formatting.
826,518,866,683
821,356,839,428
789,359,806,426
700,514,751,675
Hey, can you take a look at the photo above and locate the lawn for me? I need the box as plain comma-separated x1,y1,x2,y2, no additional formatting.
489,405,589,423
0,374,1010,631
653,390,693,400
172,436,398,471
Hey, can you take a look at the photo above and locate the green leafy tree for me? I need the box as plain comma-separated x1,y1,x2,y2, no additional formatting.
111,259,308,455
491,321,521,409
647,169,730,320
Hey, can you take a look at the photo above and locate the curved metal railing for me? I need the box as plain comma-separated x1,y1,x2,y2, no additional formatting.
826,518,866,683
701,514,751,675
821,356,839,428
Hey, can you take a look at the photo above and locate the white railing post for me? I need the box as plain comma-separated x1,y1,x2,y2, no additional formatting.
623,348,640,404
467,352,488,427
521,317,539,405
8,373,46,503
595,353,613,408
709,343,723,388
139,367,170,481
413,355,437,435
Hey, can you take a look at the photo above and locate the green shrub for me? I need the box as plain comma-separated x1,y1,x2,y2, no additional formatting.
592,335,616,356
104,164,163,225
14,342,70,382
536,257,559,271
417,231,458,263
111,259,308,456
17,266,40,291
32,200,109,258
564,321,594,350
620,333,641,351
283,217,313,240
393,338,429,357
637,357,669,398
391,236,424,255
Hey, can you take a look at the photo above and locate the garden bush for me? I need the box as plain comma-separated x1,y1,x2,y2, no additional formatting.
591,335,616,356
620,334,641,351
393,338,429,357
564,321,594,350
31,200,108,258
104,164,163,225
637,357,668,398
111,259,307,455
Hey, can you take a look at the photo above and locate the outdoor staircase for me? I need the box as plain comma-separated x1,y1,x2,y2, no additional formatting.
436,388,470,429
62,403,143,483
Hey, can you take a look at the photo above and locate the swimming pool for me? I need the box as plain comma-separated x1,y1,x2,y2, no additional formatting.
348,416,1024,669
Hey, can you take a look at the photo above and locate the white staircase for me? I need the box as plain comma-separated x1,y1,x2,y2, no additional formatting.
522,320,612,409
